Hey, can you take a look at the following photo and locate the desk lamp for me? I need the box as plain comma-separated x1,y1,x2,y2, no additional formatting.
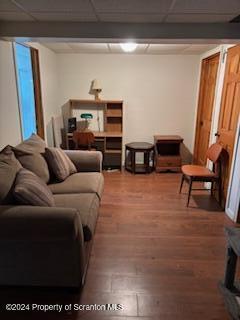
80,113,93,131
92,79,102,101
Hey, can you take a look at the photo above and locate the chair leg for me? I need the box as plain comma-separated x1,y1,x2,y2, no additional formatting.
187,178,193,207
211,181,214,196
218,178,222,207
179,174,185,194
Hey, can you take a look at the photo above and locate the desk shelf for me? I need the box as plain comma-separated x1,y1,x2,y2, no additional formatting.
64,99,123,170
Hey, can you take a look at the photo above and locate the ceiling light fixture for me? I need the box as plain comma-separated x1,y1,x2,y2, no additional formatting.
120,42,138,52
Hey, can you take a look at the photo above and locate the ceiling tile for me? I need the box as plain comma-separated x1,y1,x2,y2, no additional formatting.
183,44,218,54
0,0,21,11
147,44,190,54
0,11,34,21
98,13,165,23
39,42,220,55
31,12,97,21
109,43,148,53
68,43,109,53
14,0,93,12
171,0,240,14
92,0,172,13
41,43,73,53
166,13,237,23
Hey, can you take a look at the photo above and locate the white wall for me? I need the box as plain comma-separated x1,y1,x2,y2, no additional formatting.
57,53,200,152
29,43,59,146
0,40,22,149
0,40,59,149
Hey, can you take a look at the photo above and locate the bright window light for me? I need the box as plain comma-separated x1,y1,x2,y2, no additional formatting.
120,42,138,52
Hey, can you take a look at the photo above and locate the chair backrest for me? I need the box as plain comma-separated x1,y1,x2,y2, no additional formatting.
206,143,223,163
73,131,95,150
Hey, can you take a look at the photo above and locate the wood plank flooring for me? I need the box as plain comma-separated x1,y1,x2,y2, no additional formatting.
0,171,236,319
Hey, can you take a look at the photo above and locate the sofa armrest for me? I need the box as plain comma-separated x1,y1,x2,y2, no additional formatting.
64,150,102,172
0,205,82,241
0,205,86,287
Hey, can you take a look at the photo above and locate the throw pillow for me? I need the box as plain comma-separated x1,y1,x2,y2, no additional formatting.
13,168,55,207
0,145,22,170
13,147,50,184
45,147,77,181
15,133,46,153
0,146,22,204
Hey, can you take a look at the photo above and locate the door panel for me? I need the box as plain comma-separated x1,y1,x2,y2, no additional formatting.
217,44,240,205
194,53,220,165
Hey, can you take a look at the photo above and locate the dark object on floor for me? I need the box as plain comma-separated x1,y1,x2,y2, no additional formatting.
220,227,240,320
219,281,240,320
125,142,154,174
179,143,223,207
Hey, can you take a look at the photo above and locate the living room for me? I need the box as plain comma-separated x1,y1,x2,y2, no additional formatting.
0,1,240,319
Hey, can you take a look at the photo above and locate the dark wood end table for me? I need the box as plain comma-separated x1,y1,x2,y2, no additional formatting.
125,142,154,174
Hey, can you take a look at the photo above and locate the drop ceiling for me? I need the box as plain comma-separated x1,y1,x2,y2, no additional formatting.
40,42,218,55
0,0,239,23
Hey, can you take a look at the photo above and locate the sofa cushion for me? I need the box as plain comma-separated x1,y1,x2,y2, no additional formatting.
0,163,18,205
13,168,55,207
49,172,104,199
13,148,50,184
0,145,22,170
45,147,77,182
0,146,22,204
54,193,99,241
15,133,46,153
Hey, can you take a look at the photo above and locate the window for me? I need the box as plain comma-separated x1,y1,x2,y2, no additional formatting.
14,43,44,140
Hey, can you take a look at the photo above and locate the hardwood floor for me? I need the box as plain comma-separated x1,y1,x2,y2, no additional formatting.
0,171,235,319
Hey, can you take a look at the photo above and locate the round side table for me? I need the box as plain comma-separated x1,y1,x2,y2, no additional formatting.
125,142,155,174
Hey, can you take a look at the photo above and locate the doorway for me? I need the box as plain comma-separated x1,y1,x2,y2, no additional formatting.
194,52,220,165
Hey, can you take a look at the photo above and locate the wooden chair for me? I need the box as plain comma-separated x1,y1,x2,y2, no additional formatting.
72,131,95,150
179,143,223,207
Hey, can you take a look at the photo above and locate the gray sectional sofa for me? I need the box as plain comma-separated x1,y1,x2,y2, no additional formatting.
0,135,104,288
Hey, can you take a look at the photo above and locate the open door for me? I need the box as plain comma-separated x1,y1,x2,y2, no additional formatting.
194,53,220,165
216,44,240,206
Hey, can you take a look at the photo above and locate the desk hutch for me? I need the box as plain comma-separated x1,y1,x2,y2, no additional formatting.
62,99,123,169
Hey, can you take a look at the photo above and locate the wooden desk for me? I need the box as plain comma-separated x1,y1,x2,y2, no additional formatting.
63,99,123,169
67,131,123,169
67,131,122,138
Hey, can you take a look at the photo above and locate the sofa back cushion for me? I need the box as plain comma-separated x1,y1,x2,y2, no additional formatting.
15,133,46,153
45,147,77,182
0,146,22,204
13,168,55,207
13,134,50,184
13,148,50,184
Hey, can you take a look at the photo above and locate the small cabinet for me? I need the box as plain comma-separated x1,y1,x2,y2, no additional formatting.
154,135,183,172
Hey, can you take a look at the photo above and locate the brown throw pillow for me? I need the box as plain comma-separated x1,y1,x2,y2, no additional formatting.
12,132,49,184
0,145,22,170
0,146,22,204
45,147,77,181
15,133,46,153
13,147,50,184
13,168,55,207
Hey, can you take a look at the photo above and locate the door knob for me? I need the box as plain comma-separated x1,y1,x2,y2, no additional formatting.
215,132,220,137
